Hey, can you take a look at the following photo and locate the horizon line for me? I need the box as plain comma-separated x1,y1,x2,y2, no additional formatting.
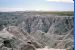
0,10,74,12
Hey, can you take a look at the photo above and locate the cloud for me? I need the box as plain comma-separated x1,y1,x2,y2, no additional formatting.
46,0,74,3
0,8,26,12
0,7,50,12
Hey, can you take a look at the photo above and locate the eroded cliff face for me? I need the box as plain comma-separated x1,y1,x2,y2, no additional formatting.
0,12,74,50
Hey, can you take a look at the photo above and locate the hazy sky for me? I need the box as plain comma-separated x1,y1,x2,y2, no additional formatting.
0,0,74,11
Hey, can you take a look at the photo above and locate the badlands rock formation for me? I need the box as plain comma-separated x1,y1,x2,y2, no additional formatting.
0,12,74,50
